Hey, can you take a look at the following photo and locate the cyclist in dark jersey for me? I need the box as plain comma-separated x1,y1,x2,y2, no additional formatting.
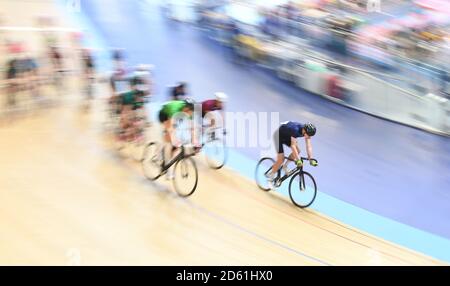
170,82,187,100
267,121,318,184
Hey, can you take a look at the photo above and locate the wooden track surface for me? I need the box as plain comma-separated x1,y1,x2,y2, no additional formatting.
0,98,445,266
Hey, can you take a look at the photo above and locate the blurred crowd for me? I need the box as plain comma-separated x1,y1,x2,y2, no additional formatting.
192,0,450,95
0,15,96,117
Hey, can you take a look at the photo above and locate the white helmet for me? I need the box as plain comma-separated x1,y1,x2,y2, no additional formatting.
215,92,228,102
136,64,154,72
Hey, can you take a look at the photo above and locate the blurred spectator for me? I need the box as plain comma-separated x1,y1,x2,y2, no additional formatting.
22,55,40,100
5,58,19,107
285,1,300,35
49,46,63,72
262,12,280,40
48,45,65,93
439,69,449,96
81,49,96,100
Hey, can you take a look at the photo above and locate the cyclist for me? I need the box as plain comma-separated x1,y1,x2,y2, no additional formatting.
109,49,128,118
202,92,227,138
158,99,196,179
158,98,196,144
134,64,153,94
132,66,153,131
170,82,187,100
266,122,318,187
118,76,147,142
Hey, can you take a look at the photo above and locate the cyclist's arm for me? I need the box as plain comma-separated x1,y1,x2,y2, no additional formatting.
221,110,226,130
190,119,200,147
167,118,178,146
290,137,301,161
305,137,313,160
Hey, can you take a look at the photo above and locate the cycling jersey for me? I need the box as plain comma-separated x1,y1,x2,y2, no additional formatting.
119,90,141,108
273,121,305,154
201,99,221,117
158,100,187,123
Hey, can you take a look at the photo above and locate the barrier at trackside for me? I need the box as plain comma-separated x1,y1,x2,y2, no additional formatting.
205,15,450,136
272,57,450,136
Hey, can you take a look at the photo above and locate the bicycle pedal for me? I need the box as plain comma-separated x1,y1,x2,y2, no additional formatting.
274,180,282,188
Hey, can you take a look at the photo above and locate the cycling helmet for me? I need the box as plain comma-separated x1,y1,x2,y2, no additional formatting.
129,76,149,92
136,64,154,71
183,98,195,110
176,81,187,89
215,92,228,102
304,123,316,137
130,76,144,86
111,48,125,61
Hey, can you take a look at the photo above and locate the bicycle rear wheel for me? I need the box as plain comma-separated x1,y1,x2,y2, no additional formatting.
255,157,275,191
288,171,317,208
129,124,147,162
173,157,198,197
204,137,227,170
142,142,162,180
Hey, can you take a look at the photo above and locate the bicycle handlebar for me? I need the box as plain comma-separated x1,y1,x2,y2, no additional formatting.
285,157,318,162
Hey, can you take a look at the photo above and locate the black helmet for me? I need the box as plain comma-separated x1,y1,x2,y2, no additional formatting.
304,123,316,137
130,76,145,86
177,81,187,89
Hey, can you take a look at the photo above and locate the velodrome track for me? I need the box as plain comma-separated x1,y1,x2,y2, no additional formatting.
77,0,450,242
0,0,449,265
0,97,444,265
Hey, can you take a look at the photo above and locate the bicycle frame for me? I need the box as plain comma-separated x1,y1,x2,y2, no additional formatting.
201,125,224,146
273,157,314,187
154,145,194,180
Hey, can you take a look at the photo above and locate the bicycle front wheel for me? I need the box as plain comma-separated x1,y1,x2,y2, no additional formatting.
288,171,317,208
173,157,198,197
204,138,227,170
142,142,162,180
255,157,275,191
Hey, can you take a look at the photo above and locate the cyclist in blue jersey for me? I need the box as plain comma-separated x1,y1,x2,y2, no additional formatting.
267,122,318,185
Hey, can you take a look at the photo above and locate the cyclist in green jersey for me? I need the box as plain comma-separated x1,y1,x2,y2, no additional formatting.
118,76,146,141
158,99,196,179
158,98,195,144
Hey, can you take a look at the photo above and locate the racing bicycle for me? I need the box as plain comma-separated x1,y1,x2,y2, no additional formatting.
202,125,227,170
255,156,318,208
142,143,199,197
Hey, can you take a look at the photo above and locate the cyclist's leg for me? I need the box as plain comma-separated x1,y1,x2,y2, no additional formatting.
269,127,285,177
163,119,176,179
158,110,175,170
121,106,134,141
134,107,146,141
202,112,212,140
288,142,302,162
270,153,285,177
129,109,140,141
286,152,296,161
